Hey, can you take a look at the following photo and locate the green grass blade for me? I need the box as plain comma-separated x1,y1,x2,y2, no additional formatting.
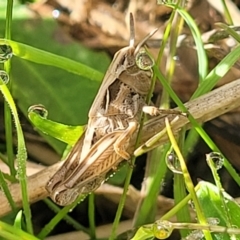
0,80,33,233
133,145,170,227
0,220,38,240
37,195,86,239
0,170,17,211
43,198,89,234
220,0,233,24
28,111,84,146
4,0,15,178
165,119,212,240
155,66,240,187
88,194,96,239
2,0,33,234
165,3,208,82
191,44,240,99
0,39,103,82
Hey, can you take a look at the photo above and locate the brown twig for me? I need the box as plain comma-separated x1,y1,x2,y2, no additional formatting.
0,79,240,217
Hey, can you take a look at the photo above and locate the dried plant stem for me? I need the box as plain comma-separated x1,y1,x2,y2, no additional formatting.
0,79,240,217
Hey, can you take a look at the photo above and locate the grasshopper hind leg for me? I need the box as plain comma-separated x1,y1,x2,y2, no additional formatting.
113,121,138,160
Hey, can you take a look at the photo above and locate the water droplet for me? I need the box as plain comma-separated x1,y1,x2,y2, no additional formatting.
0,44,13,63
188,199,195,210
68,207,74,212
0,71,9,84
109,173,115,178
183,230,204,240
173,55,182,66
207,217,220,225
52,9,60,18
166,151,182,174
173,55,180,61
161,180,166,187
206,152,224,170
28,104,48,118
135,48,154,70
157,0,167,5
152,220,173,239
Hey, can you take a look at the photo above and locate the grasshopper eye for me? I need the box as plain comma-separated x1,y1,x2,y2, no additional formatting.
135,48,154,70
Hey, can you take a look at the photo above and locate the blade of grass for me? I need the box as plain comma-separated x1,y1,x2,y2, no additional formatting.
163,2,208,82
191,44,240,99
133,144,171,227
2,0,32,234
155,66,240,187
160,1,183,107
173,130,191,238
0,220,38,240
185,24,240,166
161,184,200,221
215,23,240,42
206,153,234,232
0,39,103,82
109,155,138,239
14,210,23,229
220,0,233,25
88,194,96,239
0,171,17,212
165,118,212,240
159,4,192,235
0,80,33,233
133,2,183,227
28,111,84,146
157,2,206,177
43,198,90,234
38,194,87,239
4,0,15,178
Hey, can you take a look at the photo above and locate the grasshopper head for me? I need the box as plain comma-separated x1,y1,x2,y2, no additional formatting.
128,13,158,70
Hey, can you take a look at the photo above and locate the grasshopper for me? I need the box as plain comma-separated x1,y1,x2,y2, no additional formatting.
46,14,179,206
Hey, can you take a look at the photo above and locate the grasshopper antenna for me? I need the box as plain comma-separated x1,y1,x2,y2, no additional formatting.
134,28,158,55
129,13,135,47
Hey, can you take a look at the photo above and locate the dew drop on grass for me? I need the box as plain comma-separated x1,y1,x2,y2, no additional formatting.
182,230,204,240
68,207,73,212
0,71,9,84
207,217,220,225
52,9,60,19
206,152,224,170
188,199,195,210
166,151,183,174
0,44,13,63
28,104,48,118
173,55,180,61
173,55,182,66
152,220,173,239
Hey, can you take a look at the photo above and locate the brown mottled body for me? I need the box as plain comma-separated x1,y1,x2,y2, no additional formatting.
46,14,160,205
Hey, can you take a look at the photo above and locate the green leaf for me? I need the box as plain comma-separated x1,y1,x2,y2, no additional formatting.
0,39,103,81
13,211,22,229
28,111,84,146
197,181,240,240
130,225,153,240
191,44,240,99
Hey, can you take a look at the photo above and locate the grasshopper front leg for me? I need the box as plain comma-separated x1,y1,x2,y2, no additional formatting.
142,106,184,116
